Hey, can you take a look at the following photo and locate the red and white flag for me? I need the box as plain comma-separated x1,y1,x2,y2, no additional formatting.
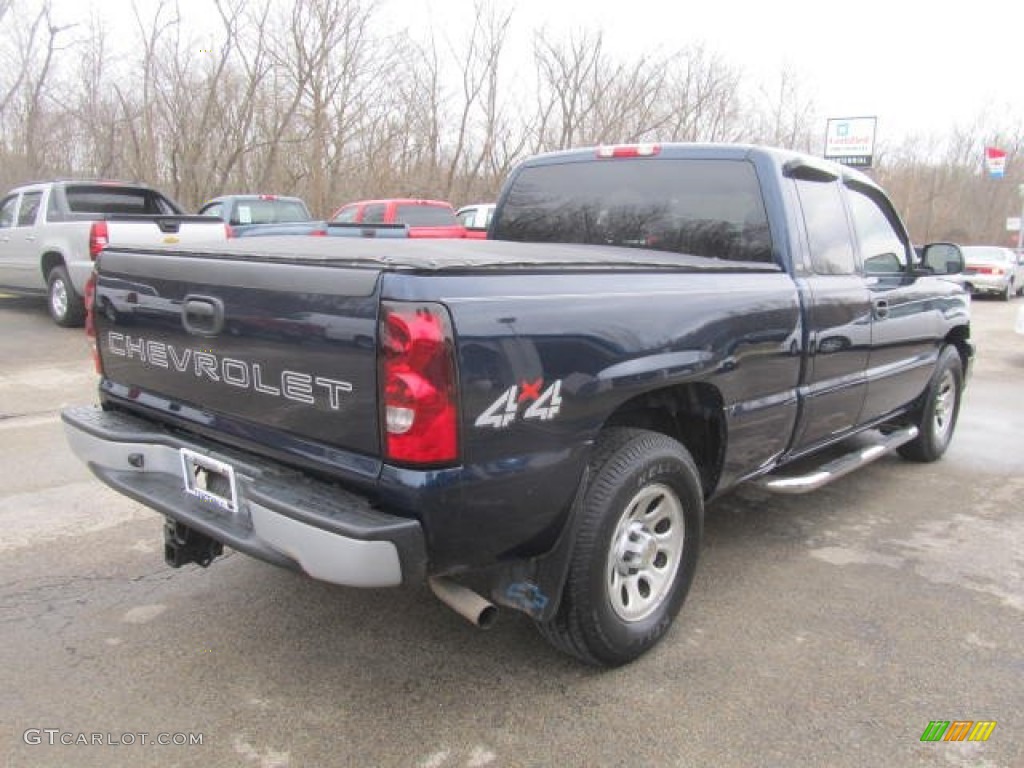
985,147,1006,178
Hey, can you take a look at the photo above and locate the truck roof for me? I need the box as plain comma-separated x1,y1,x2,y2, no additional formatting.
520,142,879,190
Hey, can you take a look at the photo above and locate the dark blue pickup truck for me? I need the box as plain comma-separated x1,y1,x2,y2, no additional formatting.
63,144,971,666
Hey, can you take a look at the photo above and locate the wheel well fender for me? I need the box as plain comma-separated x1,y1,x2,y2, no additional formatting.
944,325,971,376
41,251,66,280
602,382,726,499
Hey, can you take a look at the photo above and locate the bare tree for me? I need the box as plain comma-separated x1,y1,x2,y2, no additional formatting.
0,0,74,184
744,64,817,150
0,0,1018,244
660,44,743,143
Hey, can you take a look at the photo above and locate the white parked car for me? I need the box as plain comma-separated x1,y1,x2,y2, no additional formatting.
455,203,496,238
960,245,1024,301
0,180,228,326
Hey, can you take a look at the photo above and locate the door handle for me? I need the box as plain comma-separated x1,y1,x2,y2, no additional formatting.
873,299,889,320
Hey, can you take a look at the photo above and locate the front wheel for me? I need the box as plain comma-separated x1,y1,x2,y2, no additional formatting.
536,428,703,666
897,345,964,462
46,265,85,327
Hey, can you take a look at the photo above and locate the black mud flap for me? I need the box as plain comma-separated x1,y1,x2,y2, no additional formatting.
164,519,224,568
468,466,592,622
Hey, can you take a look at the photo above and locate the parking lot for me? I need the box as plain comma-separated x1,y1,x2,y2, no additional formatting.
0,292,1021,768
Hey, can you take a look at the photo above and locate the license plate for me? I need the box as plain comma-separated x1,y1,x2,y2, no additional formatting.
179,448,238,513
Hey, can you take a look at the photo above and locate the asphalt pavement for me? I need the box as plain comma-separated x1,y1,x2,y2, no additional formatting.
0,292,1021,768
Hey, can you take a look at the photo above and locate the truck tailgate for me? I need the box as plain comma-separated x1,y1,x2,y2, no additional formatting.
106,215,228,246
93,247,381,464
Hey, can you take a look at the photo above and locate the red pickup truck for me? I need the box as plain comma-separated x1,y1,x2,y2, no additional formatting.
329,198,467,238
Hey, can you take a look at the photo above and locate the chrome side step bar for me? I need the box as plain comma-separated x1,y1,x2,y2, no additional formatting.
755,426,919,495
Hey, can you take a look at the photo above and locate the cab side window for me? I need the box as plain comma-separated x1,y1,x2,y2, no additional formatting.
362,204,386,224
333,205,358,223
200,202,224,220
17,191,42,227
0,195,18,229
795,179,856,275
846,185,908,274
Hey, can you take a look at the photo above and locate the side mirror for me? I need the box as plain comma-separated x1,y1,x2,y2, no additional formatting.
920,242,963,275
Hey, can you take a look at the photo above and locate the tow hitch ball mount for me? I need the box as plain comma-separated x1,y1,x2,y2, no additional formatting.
164,519,223,568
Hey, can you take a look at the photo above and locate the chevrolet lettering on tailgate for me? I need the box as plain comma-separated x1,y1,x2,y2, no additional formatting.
106,331,354,409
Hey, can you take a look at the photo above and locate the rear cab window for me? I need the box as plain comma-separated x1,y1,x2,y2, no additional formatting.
64,185,181,215
395,204,459,226
493,158,774,263
230,199,310,225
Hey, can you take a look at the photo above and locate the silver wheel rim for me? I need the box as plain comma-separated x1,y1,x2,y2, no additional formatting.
932,369,956,444
50,277,68,319
606,482,685,623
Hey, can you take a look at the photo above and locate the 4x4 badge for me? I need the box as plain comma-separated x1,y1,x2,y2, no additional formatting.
474,379,563,429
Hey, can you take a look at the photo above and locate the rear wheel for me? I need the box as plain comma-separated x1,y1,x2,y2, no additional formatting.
536,428,703,666
897,345,963,462
1000,281,1012,301
46,265,85,327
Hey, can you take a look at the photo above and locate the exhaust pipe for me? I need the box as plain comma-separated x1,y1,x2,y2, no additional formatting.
429,576,498,629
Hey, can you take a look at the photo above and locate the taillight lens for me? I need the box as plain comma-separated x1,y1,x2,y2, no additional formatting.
89,221,109,259
225,223,235,238
380,302,458,465
310,228,327,237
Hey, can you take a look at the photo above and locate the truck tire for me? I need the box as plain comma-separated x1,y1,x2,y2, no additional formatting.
897,345,963,463
536,428,703,666
47,265,85,327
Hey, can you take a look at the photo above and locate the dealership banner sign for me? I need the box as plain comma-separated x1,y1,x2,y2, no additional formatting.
824,117,877,168
985,147,1006,178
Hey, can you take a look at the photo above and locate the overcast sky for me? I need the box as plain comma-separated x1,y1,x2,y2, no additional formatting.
63,0,1020,149
432,0,1019,146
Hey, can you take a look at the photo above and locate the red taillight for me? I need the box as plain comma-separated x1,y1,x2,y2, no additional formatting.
89,221,108,260
225,223,235,238
258,194,278,200
596,143,661,159
380,302,458,465
970,265,1002,275
310,228,327,236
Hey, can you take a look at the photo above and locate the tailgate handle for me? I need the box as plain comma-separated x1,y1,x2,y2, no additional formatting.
156,217,183,234
182,296,225,337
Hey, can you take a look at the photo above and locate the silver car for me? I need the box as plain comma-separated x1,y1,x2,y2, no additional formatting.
961,245,1024,300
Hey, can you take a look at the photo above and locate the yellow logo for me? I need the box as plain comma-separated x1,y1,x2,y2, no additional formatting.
163,235,180,244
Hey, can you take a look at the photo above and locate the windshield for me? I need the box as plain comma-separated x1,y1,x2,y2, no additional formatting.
493,157,773,263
